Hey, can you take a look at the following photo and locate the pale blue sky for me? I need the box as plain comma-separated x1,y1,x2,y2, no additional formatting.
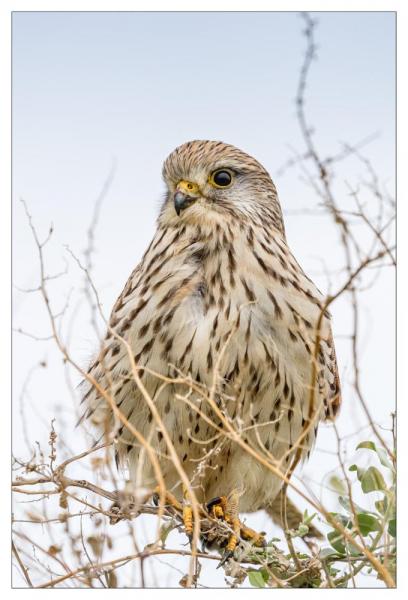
12,12,395,587
12,11,395,286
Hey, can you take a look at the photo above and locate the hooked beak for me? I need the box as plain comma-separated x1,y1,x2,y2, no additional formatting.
173,180,200,216
174,191,198,216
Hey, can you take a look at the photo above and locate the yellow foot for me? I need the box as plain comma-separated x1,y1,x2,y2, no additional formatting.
152,485,183,512
206,490,266,566
182,485,193,541
153,484,205,544
152,485,198,544
240,523,267,547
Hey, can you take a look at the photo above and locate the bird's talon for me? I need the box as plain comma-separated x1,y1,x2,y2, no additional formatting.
206,496,222,512
206,495,227,519
152,487,183,512
183,506,193,539
217,549,234,569
240,523,266,547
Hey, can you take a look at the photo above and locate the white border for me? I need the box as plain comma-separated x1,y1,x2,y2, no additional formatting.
2,1,405,597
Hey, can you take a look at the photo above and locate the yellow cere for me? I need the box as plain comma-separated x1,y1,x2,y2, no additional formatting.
177,180,201,195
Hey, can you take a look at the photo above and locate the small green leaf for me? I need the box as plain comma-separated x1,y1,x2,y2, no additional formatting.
248,570,266,588
356,513,381,536
303,510,318,525
356,441,377,451
328,535,361,558
356,440,393,470
375,497,388,515
297,524,309,537
329,475,347,494
388,518,396,538
328,565,341,578
159,520,175,545
349,464,365,481
339,496,372,515
319,547,339,560
266,537,280,545
361,467,387,493
330,512,352,528
327,530,346,555
376,448,394,470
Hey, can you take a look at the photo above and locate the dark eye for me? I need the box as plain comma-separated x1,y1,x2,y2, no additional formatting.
210,169,233,188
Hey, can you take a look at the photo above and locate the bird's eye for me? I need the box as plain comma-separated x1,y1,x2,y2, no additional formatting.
209,169,233,188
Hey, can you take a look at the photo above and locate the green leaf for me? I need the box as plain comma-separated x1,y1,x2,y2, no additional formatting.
375,497,388,515
329,475,347,495
266,537,281,545
303,510,318,525
376,448,394,470
388,518,396,538
319,547,339,560
361,467,387,493
349,464,365,481
338,496,372,515
330,512,352,528
356,441,377,451
248,570,266,588
356,441,394,470
297,524,309,537
346,541,362,557
328,521,362,557
159,520,175,545
327,530,346,555
356,513,381,536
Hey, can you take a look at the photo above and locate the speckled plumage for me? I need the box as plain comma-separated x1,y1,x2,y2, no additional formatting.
81,140,341,514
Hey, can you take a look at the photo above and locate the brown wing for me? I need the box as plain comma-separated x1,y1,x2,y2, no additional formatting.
323,329,342,420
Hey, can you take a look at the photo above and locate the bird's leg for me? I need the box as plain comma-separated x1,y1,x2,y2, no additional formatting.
207,489,241,566
182,484,193,542
152,485,183,512
207,491,266,565
240,523,267,547
153,486,210,546
221,488,242,562
207,493,266,546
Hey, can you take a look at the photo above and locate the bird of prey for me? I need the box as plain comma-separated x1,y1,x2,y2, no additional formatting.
81,140,341,555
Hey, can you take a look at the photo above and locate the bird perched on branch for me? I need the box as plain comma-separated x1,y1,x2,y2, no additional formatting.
81,140,340,556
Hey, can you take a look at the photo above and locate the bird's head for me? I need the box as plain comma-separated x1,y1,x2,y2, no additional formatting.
160,140,285,234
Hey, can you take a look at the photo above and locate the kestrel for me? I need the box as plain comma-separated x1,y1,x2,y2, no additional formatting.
81,140,341,553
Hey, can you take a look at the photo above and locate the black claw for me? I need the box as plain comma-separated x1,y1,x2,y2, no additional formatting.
206,496,222,512
217,550,233,569
152,493,159,506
